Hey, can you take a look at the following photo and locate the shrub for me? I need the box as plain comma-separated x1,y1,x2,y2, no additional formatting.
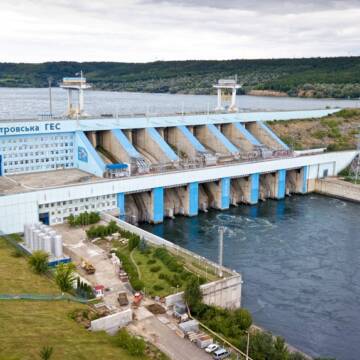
153,284,164,291
68,212,100,227
28,251,49,274
116,250,143,291
54,263,76,292
86,221,120,239
114,329,146,357
184,279,202,309
147,259,156,265
128,235,140,251
39,345,53,360
150,265,161,273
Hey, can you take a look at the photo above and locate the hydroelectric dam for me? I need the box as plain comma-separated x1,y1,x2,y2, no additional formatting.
0,77,358,234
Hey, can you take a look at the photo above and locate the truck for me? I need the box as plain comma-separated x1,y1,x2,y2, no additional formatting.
117,292,129,306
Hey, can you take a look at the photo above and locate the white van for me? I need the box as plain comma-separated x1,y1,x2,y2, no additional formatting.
212,348,230,359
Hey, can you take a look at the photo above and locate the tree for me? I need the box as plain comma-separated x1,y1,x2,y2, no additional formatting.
234,308,253,331
39,346,53,360
273,336,289,360
183,279,202,309
54,263,76,292
28,251,49,274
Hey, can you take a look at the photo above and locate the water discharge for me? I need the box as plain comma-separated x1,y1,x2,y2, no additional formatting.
141,194,360,360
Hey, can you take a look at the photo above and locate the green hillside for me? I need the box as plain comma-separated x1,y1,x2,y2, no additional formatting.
0,57,360,98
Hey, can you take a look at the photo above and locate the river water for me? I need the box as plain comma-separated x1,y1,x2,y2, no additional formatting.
141,195,360,360
0,87,359,120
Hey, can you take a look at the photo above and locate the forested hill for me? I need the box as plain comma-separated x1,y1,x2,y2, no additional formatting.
1,57,360,98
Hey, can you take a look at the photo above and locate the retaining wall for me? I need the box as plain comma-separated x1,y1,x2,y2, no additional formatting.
90,309,132,334
314,178,360,202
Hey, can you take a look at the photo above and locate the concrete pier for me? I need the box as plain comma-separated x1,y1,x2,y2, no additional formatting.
245,122,288,150
194,124,239,156
151,187,164,223
222,122,261,152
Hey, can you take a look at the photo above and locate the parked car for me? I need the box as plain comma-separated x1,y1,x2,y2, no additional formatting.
212,348,230,359
205,343,219,353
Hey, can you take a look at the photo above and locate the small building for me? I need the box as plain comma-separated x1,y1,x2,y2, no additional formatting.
94,285,105,298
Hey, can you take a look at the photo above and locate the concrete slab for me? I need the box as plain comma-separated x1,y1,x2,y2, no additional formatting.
0,169,101,195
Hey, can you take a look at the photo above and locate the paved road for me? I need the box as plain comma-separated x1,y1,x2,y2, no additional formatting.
129,315,212,360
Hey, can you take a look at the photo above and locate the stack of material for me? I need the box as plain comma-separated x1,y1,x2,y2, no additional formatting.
179,319,199,334
24,223,63,258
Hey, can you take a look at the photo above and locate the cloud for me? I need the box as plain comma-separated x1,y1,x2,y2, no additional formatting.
0,0,359,62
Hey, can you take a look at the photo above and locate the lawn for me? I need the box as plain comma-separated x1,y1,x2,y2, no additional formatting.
0,237,149,360
117,243,220,298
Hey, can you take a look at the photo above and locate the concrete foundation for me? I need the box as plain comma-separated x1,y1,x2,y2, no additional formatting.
286,167,308,194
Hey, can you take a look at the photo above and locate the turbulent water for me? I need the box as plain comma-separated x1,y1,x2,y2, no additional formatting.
141,195,360,360
0,87,360,120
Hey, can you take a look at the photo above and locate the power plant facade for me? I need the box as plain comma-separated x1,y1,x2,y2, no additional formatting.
0,79,357,234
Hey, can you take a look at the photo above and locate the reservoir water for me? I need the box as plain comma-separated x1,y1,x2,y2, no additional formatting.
141,195,360,360
0,87,359,120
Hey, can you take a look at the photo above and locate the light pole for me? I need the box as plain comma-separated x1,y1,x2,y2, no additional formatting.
246,331,250,360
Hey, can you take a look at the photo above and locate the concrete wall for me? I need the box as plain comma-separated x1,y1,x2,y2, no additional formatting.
166,126,207,159
90,309,132,333
245,122,284,150
74,131,105,177
133,128,178,163
165,274,242,310
222,123,260,151
194,124,239,155
0,151,356,233
314,178,360,202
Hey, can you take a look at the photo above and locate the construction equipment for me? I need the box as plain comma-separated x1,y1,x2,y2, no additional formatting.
117,292,129,306
81,259,96,274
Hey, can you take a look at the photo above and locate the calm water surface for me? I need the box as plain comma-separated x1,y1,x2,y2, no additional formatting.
0,87,359,119
141,195,360,360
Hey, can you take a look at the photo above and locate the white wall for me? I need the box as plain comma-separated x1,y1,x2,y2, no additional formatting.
0,150,357,234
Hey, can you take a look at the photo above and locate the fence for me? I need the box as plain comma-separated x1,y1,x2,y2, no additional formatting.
0,293,88,303
101,212,237,279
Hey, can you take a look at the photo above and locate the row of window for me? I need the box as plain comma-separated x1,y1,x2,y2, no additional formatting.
3,163,73,174
3,157,73,165
2,149,73,159
1,142,73,151
39,194,118,225
0,135,73,144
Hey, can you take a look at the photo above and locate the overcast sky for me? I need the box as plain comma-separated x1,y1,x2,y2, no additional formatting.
1,0,359,63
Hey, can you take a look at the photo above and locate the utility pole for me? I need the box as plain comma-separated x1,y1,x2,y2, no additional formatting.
48,77,53,117
218,227,224,277
246,331,250,360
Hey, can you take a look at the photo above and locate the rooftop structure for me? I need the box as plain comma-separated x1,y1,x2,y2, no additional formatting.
60,71,91,118
213,77,242,112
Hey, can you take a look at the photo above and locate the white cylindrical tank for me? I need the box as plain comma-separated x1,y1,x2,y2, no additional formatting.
32,229,41,251
38,233,45,251
24,224,30,247
29,225,37,250
43,236,52,255
54,235,63,258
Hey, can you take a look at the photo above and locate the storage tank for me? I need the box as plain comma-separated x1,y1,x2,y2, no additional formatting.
38,233,45,251
24,224,31,247
43,235,52,255
54,235,63,258
29,225,37,250
32,229,41,251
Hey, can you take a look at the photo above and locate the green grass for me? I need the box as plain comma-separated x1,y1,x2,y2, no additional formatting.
0,238,149,360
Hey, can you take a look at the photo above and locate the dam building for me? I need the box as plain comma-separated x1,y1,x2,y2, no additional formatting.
0,77,357,234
